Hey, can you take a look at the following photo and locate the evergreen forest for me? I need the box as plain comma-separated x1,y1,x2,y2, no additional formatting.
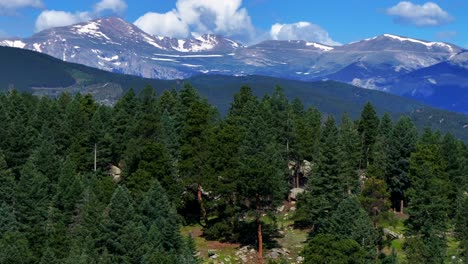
0,84,467,263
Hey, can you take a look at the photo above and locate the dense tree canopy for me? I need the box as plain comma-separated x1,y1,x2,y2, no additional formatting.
0,85,466,263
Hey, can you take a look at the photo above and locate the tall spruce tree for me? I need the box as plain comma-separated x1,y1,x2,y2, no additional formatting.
338,113,361,194
405,133,450,263
358,102,379,169
236,101,287,261
296,116,345,228
97,186,145,263
386,116,417,212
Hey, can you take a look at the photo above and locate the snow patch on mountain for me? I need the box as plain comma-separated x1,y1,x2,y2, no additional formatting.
383,34,455,53
305,42,334,51
73,22,111,41
99,55,119,61
142,35,164,49
0,40,27,48
33,43,42,52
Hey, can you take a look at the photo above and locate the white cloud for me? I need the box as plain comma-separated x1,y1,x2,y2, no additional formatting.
35,10,92,32
0,0,43,10
134,0,255,41
134,11,189,38
34,0,128,32
386,1,453,27
269,22,340,46
94,0,127,14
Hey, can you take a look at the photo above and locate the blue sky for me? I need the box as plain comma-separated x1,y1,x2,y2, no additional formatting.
0,0,467,47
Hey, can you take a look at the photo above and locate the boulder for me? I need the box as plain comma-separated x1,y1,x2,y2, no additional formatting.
299,160,313,177
289,188,305,200
109,164,122,183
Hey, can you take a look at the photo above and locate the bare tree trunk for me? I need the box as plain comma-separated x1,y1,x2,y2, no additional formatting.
400,200,404,214
256,194,263,263
197,184,207,223
257,218,263,263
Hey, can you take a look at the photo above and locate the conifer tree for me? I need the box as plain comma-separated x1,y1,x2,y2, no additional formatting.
140,180,183,253
0,152,15,205
320,197,377,255
296,116,345,228
405,135,450,263
236,102,286,261
177,84,216,223
97,186,145,263
16,161,51,255
358,102,379,168
386,116,417,212
338,113,361,194
368,113,393,179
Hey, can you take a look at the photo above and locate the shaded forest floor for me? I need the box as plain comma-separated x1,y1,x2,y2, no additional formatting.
182,206,462,264
181,201,309,264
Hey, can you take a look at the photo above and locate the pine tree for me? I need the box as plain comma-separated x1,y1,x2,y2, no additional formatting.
320,197,377,253
110,89,137,163
358,102,379,169
54,159,83,223
177,84,216,224
140,180,183,253
133,85,161,140
16,160,51,256
455,192,468,262
97,186,145,263
386,116,417,212
90,105,113,171
0,152,15,205
296,116,345,228
405,135,450,263
0,198,33,264
289,99,321,188
338,113,361,194
236,103,287,261
368,113,393,179
358,177,390,224
302,234,367,264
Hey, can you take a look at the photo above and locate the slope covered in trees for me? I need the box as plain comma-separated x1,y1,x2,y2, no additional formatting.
2,45,468,142
0,84,467,263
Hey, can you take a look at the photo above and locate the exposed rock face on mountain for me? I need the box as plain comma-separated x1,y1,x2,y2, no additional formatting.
1,17,467,113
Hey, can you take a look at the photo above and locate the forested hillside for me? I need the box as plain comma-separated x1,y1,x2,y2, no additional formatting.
0,85,467,263
2,45,468,143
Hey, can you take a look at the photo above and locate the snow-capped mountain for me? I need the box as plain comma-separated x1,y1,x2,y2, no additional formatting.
0,17,243,79
1,17,467,112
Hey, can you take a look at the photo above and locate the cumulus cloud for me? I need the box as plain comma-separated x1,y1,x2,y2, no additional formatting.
94,0,127,14
0,0,43,10
134,11,189,38
386,1,453,27
34,0,127,32
270,22,340,46
35,10,92,32
134,0,255,41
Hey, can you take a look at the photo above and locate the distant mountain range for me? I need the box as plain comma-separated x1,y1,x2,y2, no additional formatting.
1,45,468,142
1,17,467,113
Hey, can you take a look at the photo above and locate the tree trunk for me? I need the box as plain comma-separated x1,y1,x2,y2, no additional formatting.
197,184,207,223
257,218,263,263
256,194,263,263
400,200,404,214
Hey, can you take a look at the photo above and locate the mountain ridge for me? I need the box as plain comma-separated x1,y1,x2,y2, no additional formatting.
1,17,467,113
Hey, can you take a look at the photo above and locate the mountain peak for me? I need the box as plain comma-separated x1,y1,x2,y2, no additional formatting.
345,33,460,54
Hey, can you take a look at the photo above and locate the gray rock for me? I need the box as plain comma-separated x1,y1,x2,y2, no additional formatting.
289,188,305,200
